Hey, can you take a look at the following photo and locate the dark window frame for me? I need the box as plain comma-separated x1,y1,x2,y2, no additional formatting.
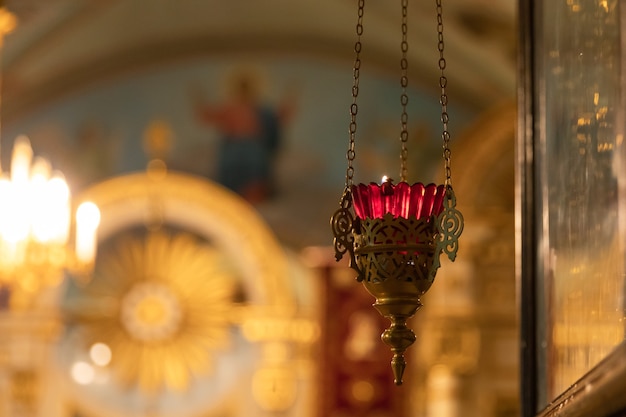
518,1,626,416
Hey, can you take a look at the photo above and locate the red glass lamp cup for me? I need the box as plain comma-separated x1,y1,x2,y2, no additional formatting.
351,180,446,220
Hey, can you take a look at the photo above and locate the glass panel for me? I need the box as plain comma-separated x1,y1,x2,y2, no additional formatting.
536,0,626,407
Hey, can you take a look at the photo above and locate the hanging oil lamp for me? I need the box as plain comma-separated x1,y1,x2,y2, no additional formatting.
330,0,463,385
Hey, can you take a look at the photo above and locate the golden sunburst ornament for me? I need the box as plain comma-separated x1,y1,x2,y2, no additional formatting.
73,230,238,392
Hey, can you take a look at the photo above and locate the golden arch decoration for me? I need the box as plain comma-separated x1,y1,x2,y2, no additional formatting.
77,170,295,313
60,169,317,413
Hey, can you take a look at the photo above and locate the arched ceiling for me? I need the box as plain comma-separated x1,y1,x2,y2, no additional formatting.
1,0,516,123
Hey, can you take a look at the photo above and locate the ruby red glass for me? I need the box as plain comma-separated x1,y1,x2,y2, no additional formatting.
351,181,446,219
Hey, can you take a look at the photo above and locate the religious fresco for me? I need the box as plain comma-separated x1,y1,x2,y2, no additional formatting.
1,57,472,249
192,68,295,203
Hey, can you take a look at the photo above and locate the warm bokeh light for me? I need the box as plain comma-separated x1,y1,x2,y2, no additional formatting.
351,379,375,402
75,201,101,264
76,202,100,229
0,138,72,246
0,176,28,244
33,173,71,244
71,361,95,385
10,135,33,185
90,343,112,367
0,136,99,297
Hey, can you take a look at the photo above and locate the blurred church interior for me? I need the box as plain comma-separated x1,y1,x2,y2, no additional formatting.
0,1,518,416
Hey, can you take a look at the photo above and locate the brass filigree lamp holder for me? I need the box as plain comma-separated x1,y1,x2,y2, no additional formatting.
330,0,463,385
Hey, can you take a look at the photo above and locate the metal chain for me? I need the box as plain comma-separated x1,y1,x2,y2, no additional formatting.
399,0,409,182
346,0,365,188
436,0,452,187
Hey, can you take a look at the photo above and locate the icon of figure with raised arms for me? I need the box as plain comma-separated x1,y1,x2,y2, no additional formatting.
193,69,296,203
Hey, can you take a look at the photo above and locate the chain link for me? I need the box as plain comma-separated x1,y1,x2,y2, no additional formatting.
399,0,409,182
346,0,451,187
436,0,452,187
346,0,365,188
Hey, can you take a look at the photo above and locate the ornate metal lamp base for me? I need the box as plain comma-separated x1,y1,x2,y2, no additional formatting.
355,213,438,385
374,297,422,385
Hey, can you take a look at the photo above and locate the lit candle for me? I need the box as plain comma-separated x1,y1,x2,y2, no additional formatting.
45,172,71,244
0,176,21,270
10,135,33,185
30,158,53,242
8,137,33,244
75,202,100,264
380,175,394,196
30,156,51,180
0,176,12,241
